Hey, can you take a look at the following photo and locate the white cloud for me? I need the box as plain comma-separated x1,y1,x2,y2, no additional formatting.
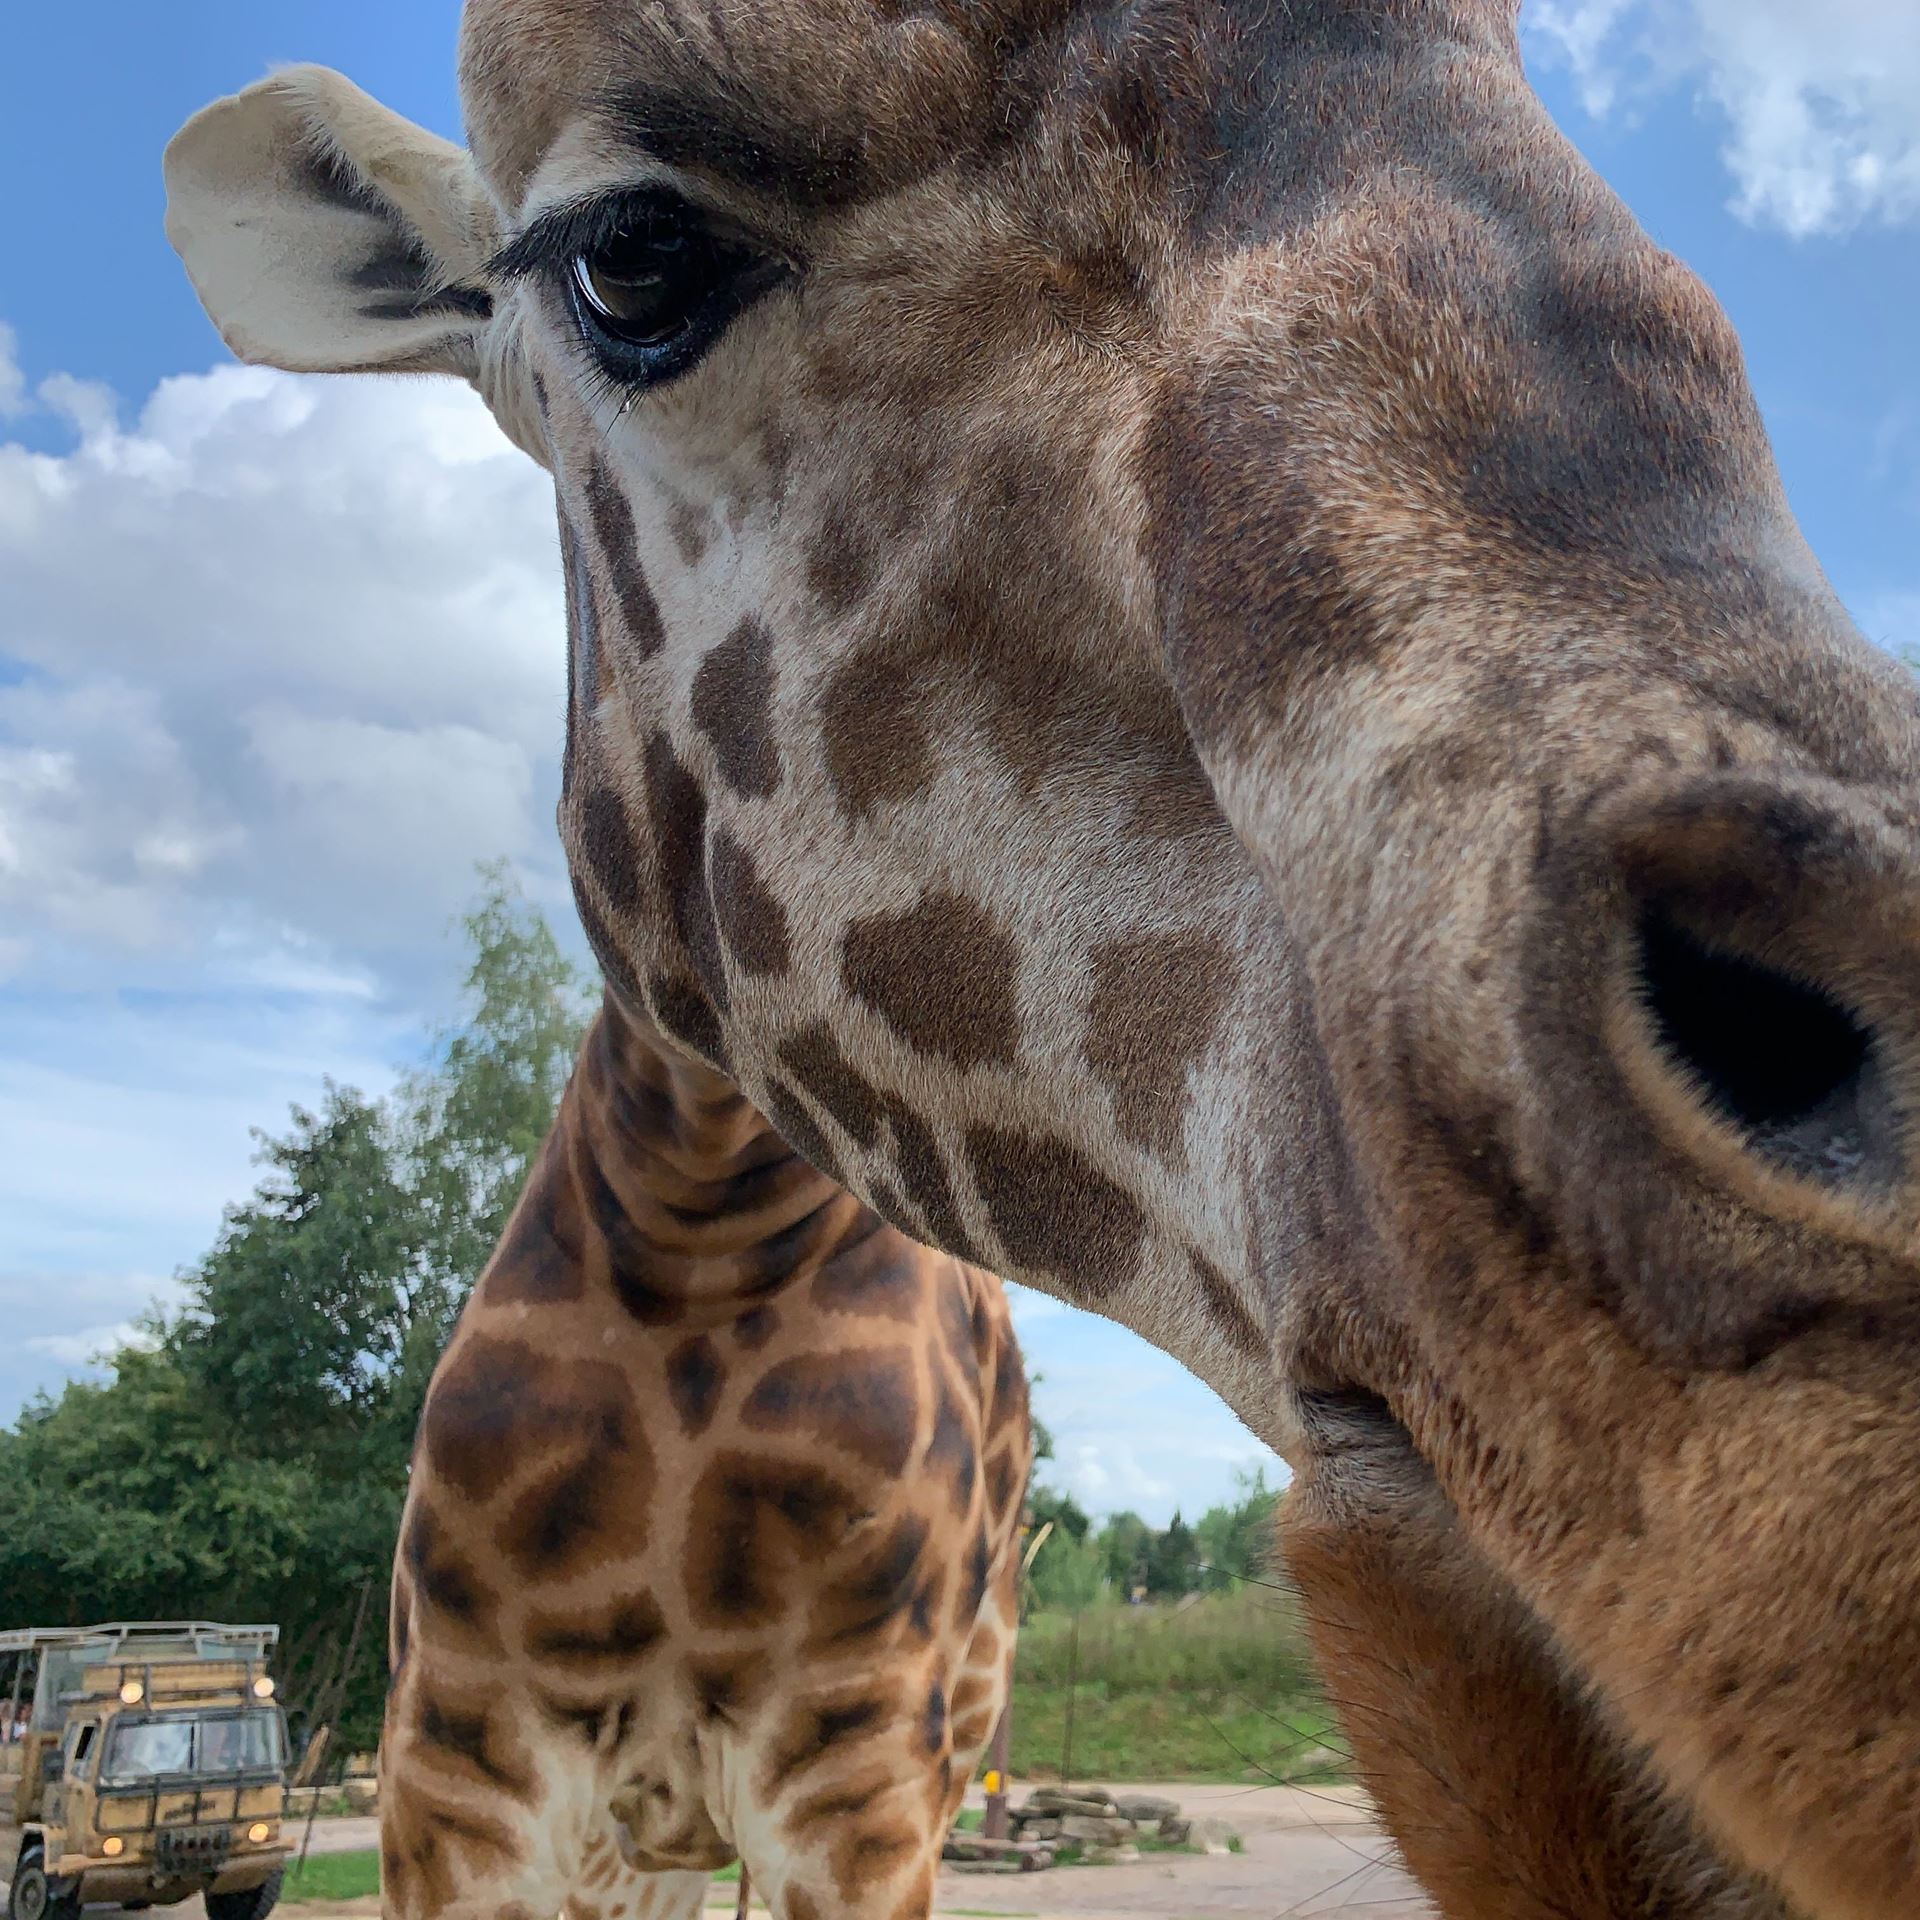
1525,0,1920,236
24,1321,159,1367
0,324,25,417
0,353,569,994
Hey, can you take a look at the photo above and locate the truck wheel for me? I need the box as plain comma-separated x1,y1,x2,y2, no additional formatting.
7,1855,79,1920
206,1870,284,1920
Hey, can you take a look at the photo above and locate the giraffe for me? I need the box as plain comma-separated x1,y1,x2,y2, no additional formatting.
162,4,1920,1916
382,994,1030,1920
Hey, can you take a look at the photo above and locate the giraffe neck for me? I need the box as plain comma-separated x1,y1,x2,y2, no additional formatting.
528,990,880,1324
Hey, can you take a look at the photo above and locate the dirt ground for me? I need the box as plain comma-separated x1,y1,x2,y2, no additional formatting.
211,1781,1433,1920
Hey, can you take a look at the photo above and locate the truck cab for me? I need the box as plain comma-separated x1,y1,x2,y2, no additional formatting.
1,1624,289,1920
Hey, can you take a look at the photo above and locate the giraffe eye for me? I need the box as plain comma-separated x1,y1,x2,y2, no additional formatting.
565,201,782,389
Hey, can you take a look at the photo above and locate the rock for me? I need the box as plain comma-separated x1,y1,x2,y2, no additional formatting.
944,1835,1029,1861
1114,1794,1180,1823
1012,1814,1063,1840
1025,1786,1114,1813
1194,1817,1237,1857
338,1778,379,1813
1156,1816,1192,1847
946,1859,1025,1875
1079,1844,1142,1866
1058,1815,1133,1847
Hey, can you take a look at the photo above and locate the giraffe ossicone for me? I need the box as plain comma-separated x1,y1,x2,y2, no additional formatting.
166,6,1920,1918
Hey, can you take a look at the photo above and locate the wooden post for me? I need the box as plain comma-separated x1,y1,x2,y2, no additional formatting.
298,1580,372,1880
1060,1612,1080,1788
982,1701,1012,1841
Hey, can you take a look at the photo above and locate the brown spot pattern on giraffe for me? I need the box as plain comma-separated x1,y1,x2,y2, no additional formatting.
501,1433,653,1578
843,891,1021,1070
881,1097,985,1264
648,973,728,1071
643,732,729,1009
742,1348,919,1475
666,497,713,566
924,1382,977,1509
764,1078,847,1184
810,1225,930,1323
817,1513,933,1645
482,1179,586,1305
685,1452,864,1627
761,1696,886,1795
581,786,644,916
666,1335,725,1436
422,1339,632,1503
691,616,782,799
581,454,665,658
779,1023,884,1145
1084,930,1237,1154
400,1503,496,1633
735,1304,780,1350
1191,1249,1267,1357
709,829,793,975
524,1595,666,1664
416,1695,532,1795
967,1129,1146,1296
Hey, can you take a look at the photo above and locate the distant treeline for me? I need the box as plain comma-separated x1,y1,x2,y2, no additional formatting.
1022,1465,1284,1613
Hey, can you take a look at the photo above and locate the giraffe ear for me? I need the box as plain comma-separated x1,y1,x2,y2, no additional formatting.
164,65,500,383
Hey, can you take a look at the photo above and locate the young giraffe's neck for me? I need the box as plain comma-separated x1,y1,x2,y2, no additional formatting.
525,991,881,1324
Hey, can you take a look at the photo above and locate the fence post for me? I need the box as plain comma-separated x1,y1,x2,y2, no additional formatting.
982,1700,1012,1840
1060,1612,1080,1787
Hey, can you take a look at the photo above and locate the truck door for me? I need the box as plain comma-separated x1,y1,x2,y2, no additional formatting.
59,1722,100,1845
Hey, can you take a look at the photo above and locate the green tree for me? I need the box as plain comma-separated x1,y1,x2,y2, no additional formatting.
1194,1468,1282,1592
1028,1530,1105,1611
403,867,595,1304
1029,1483,1090,1545
171,1085,424,1475
389,869,594,1428
1096,1511,1152,1596
1144,1511,1198,1597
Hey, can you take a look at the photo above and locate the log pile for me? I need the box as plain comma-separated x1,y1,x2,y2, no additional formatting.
942,1786,1240,1872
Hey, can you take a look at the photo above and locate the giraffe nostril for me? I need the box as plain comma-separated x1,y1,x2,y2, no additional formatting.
1637,907,1897,1190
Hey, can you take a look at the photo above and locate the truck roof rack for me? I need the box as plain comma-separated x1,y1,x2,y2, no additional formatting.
0,1623,280,1656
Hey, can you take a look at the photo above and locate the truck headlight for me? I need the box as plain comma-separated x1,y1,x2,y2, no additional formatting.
102,1838,125,1858
247,1824,273,1845
119,1682,144,1705
251,1678,274,1699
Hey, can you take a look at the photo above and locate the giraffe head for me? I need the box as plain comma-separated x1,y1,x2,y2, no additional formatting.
166,4,1920,1913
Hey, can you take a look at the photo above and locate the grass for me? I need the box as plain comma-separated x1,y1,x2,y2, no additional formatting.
284,1850,382,1902
1009,1592,1346,1786
283,1850,742,1904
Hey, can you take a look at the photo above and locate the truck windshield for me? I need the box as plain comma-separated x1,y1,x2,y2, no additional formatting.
103,1711,283,1782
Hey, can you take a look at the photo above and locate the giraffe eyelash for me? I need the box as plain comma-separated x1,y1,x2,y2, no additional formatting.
486,188,692,286
493,187,793,399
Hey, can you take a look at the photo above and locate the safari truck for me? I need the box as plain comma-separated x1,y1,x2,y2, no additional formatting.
0,1624,289,1920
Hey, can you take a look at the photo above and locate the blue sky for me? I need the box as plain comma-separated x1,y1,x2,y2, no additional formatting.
3,2,1918,1523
